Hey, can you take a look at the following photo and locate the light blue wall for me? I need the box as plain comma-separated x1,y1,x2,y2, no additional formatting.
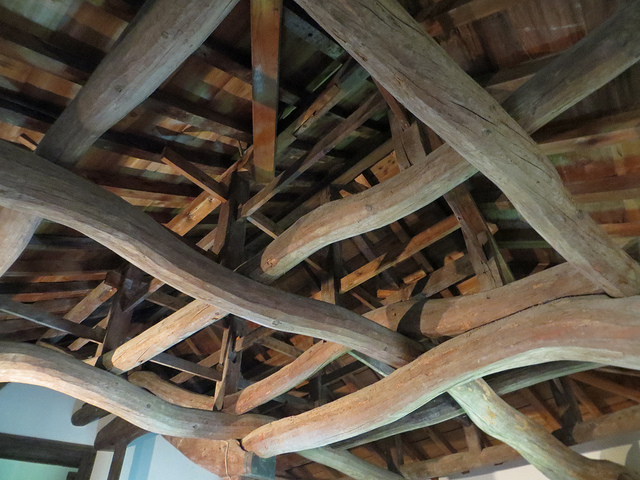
0,458,76,480
0,383,98,444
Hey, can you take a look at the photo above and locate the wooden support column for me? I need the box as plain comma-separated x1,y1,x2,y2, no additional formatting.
289,0,640,297
449,380,639,480
251,0,283,184
102,266,143,353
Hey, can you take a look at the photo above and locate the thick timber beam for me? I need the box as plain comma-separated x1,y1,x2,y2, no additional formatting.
242,295,640,456
299,447,404,480
400,405,640,478
0,0,241,279
36,0,240,166
275,0,640,297
0,342,269,439
225,264,599,415
0,208,39,276
448,380,640,480
0,141,422,368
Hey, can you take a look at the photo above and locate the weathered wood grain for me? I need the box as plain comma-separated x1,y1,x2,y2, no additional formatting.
336,361,597,449
370,262,601,338
129,371,215,410
242,295,640,456
0,141,422,368
299,447,404,480
0,208,40,276
448,380,639,480
226,341,346,414
36,0,240,166
0,342,270,439
280,0,640,297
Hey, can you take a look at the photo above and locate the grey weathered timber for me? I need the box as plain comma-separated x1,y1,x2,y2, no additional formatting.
0,296,105,342
336,361,598,449
242,295,640,456
36,0,240,166
399,405,640,478
0,342,270,439
0,141,422,368
449,380,640,480
0,208,40,276
0,0,241,287
299,447,404,480
285,0,640,297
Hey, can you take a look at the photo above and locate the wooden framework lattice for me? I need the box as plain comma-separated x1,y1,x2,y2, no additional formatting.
1,1,640,479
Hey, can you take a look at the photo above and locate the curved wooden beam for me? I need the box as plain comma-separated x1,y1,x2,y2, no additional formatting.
277,0,640,297
242,295,640,456
449,379,640,480
337,361,597,450
225,340,346,414
0,342,269,439
0,0,242,278
128,371,216,411
0,141,422,368
227,264,598,415
373,262,601,338
0,208,40,276
128,369,398,480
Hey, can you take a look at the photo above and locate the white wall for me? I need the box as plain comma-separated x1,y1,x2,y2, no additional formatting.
444,432,640,480
0,383,219,480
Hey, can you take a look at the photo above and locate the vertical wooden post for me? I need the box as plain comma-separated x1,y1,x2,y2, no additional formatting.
251,0,283,184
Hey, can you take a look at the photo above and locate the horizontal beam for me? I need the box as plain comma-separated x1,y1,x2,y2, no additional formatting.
242,295,640,456
0,141,422,368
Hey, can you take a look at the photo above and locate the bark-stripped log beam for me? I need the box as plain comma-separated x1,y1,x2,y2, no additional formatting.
225,264,599,415
166,437,276,479
400,404,640,479
0,342,269,438
0,141,422,368
0,208,39,276
36,0,240,166
448,380,640,480
337,361,598,449
129,371,216,410
251,0,283,184
263,0,640,297
378,262,601,337
0,0,241,284
242,295,640,456
225,341,346,414
299,447,404,480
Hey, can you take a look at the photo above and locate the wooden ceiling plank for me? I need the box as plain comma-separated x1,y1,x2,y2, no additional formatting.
269,0,640,298
449,380,636,480
251,0,283,184
242,295,640,456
